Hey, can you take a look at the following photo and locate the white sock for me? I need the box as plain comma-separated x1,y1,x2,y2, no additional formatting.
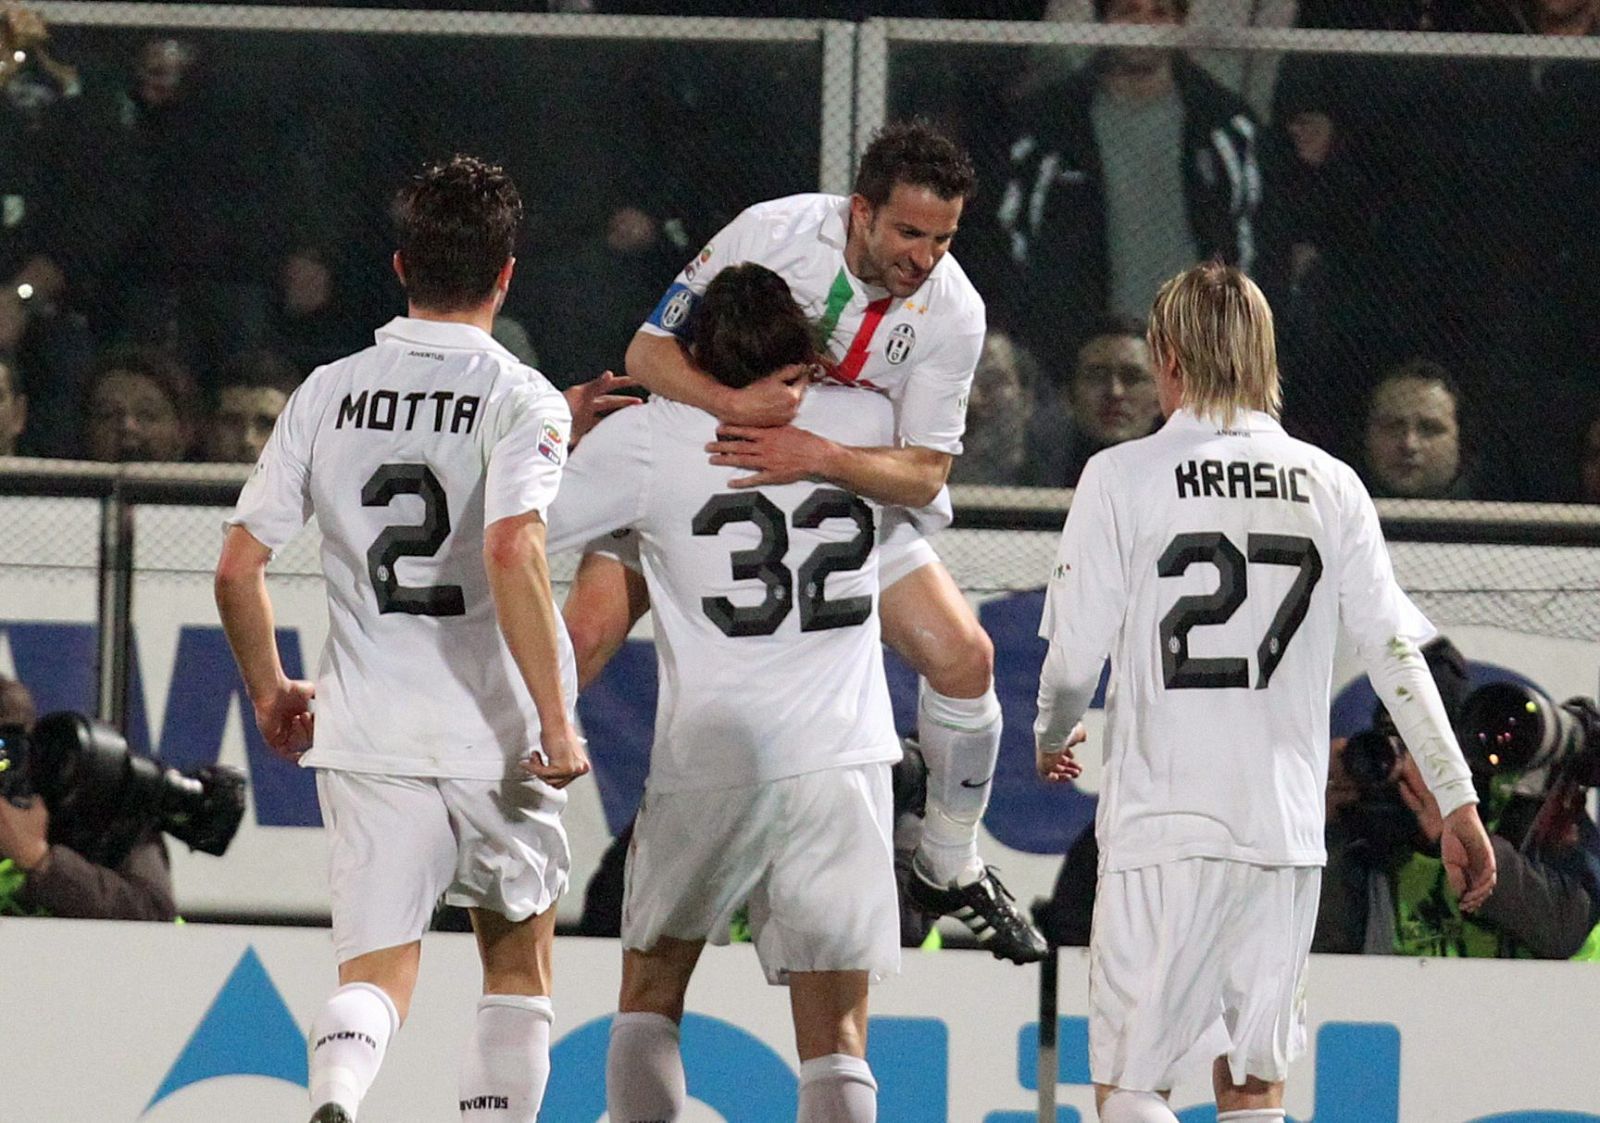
308,982,400,1116
797,1053,877,1123
1217,1112,1286,1121
606,1011,684,1123
458,994,553,1121
914,684,1001,886
1099,1089,1180,1123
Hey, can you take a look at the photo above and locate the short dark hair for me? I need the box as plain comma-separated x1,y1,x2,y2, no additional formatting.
1079,314,1147,349
87,344,200,426
393,155,523,313
693,264,819,390
853,119,977,210
216,349,302,399
1372,357,1461,413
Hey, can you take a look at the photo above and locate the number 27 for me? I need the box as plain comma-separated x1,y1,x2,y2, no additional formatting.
1157,531,1322,690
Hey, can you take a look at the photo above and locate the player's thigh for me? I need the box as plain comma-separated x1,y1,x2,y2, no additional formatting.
878,552,993,697
754,764,900,986
317,769,458,966
565,547,649,690
1088,860,1238,1093
439,775,570,925
470,903,557,998
621,782,773,955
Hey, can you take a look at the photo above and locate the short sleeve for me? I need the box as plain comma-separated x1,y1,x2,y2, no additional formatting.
1335,464,1437,654
639,206,764,341
227,382,314,551
1039,454,1128,662
893,301,984,454
544,406,652,556
484,382,573,525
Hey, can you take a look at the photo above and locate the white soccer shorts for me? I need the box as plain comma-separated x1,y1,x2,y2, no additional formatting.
317,769,570,963
1089,857,1320,1091
621,763,901,985
877,507,939,590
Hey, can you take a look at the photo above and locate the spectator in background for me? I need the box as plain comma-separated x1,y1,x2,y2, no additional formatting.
0,353,27,456
1361,360,1477,500
0,4,128,459
1022,315,1159,486
82,345,197,463
948,333,1036,485
115,37,335,381
994,0,1273,366
203,349,301,464
0,674,177,920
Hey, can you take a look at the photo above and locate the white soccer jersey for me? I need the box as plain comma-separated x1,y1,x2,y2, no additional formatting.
228,317,577,780
1040,409,1439,872
641,193,986,455
546,385,902,794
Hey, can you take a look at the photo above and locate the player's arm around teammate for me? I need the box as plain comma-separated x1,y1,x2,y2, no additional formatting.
612,123,1044,962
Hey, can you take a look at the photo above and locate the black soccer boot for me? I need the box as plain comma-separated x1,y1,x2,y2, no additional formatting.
905,864,1049,964
310,1104,354,1123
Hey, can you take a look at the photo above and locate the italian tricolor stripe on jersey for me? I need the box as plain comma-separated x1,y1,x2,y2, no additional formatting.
814,268,892,386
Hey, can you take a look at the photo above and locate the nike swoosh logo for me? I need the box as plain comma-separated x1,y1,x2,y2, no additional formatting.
960,773,994,789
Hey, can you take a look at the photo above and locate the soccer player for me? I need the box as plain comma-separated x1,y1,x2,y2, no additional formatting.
213,156,588,1123
547,263,905,1123
571,118,1046,962
1033,262,1496,1123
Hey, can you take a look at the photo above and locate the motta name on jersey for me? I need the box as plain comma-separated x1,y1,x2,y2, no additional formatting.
334,388,482,434
1175,458,1311,503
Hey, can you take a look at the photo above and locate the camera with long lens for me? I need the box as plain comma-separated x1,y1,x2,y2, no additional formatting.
1458,683,1600,789
0,711,247,869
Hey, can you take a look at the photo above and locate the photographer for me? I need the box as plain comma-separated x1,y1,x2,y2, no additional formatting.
1316,641,1600,959
0,675,176,921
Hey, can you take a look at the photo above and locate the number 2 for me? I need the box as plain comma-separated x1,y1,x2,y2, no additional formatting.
362,463,465,617
1157,531,1322,690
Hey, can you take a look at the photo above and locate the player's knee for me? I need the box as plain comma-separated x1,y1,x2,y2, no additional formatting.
924,624,994,699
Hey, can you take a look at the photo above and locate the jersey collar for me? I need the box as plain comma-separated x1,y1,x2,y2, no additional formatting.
375,316,521,365
1165,407,1283,436
820,196,849,251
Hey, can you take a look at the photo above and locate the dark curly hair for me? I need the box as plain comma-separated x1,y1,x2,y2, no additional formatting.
693,264,820,391
853,119,977,209
392,154,523,313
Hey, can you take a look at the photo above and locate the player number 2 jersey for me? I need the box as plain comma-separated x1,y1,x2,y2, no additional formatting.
227,317,577,780
1041,409,1436,871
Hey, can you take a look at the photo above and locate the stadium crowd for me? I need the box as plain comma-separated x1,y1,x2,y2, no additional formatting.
0,0,1596,498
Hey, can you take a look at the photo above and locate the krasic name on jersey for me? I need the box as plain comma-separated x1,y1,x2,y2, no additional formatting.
1175,458,1311,504
335,388,482,434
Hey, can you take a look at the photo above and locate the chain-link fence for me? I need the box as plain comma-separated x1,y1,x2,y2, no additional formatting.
6,8,1600,643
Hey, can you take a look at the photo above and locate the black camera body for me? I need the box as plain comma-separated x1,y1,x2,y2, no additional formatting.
0,711,247,869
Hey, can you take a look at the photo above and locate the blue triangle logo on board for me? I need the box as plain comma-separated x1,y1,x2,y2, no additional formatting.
145,946,309,1113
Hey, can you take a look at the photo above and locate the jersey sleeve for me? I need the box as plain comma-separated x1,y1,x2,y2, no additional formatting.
544,407,651,556
226,381,315,551
484,381,573,526
639,206,765,341
1334,464,1436,657
893,300,983,454
1038,453,1127,661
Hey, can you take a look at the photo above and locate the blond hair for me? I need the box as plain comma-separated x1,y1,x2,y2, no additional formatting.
1147,262,1281,426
